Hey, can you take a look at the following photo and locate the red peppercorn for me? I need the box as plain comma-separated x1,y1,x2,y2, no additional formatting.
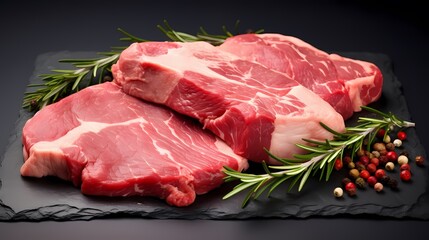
359,155,370,166
415,156,425,166
370,157,379,167
379,155,389,166
367,163,377,174
377,129,386,138
367,176,378,187
343,156,353,164
397,131,407,141
345,182,357,196
334,158,343,171
359,169,370,180
400,170,411,181
386,151,398,162
400,163,411,172
375,169,386,180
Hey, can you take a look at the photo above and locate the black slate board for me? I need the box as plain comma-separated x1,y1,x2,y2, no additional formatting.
0,51,428,221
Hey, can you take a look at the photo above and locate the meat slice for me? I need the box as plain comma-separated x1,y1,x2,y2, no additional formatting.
218,33,383,119
20,82,247,207
112,41,346,164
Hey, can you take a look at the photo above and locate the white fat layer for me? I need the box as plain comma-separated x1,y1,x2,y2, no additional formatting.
31,117,148,152
269,86,345,159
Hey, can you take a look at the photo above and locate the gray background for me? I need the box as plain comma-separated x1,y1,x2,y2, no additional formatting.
1,0,428,239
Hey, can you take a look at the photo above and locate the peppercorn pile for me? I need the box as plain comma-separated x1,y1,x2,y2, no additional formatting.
333,129,425,198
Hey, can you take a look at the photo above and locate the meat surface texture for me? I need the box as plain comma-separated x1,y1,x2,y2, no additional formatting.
20,82,248,207
218,33,383,119
112,41,346,164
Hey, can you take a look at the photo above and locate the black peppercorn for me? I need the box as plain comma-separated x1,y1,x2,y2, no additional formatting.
342,177,352,187
399,150,409,157
380,175,391,184
387,178,399,190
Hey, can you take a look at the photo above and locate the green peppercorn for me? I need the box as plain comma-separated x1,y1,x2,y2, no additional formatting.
355,177,366,189
349,169,360,179
373,142,386,152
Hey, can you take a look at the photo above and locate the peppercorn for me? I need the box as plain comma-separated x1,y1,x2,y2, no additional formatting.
386,151,398,162
355,162,366,171
415,155,425,166
356,148,365,157
370,157,380,167
373,142,386,152
345,182,357,196
359,170,370,180
334,158,343,171
393,139,402,147
371,151,381,158
367,163,377,174
349,169,360,179
397,155,408,165
385,162,395,171
386,142,395,151
375,169,386,180
400,163,410,172
333,187,343,198
367,176,378,187
397,131,407,141
374,182,384,192
343,156,353,164
400,170,412,182
342,177,352,187
399,150,409,157
387,178,398,190
380,175,391,184
379,155,389,166
383,135,391,143
359,155,370,166
377,129,386,138
355,177,366,189
347,162,355,170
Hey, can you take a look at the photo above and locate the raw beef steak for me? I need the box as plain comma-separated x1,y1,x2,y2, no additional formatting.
218,34,383,119
112,41,346,164
20,82,248,207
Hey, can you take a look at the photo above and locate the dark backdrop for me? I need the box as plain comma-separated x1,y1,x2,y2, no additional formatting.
1,0,428,239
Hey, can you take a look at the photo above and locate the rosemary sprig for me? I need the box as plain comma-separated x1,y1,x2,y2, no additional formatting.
222,106,416,208
22,28,147,111
157,20,264,46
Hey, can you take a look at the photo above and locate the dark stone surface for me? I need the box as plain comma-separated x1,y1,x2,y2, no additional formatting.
0,51,427,221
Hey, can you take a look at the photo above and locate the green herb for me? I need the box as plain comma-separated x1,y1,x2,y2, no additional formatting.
22,29,146,111
222,106,415,208
22,21,261,111
157,20,263,45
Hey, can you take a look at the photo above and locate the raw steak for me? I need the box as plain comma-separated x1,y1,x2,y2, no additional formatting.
112,41,346,164
20,82,248,207
218,33,383,119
